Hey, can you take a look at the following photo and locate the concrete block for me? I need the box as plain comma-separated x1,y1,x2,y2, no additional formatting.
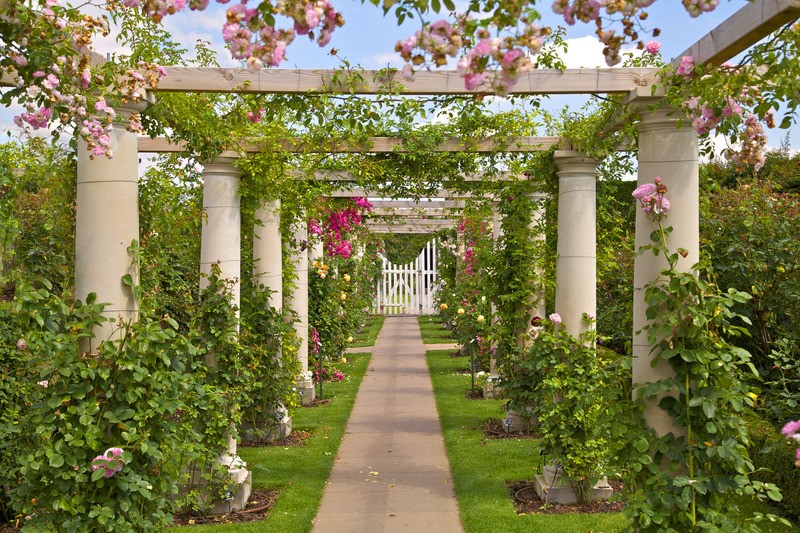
533,465,613,504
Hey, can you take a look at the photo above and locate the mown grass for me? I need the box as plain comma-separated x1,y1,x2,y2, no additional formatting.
417,314,458,344
427,347,627,533
169,350,372,533
349,315,384,348
427,339,798,533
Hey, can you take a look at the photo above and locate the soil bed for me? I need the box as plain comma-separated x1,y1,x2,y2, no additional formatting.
242,429,312,448
482,418,538,439
172,489,278,526
508,480,624,515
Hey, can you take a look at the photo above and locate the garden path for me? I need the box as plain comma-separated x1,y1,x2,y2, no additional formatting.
312,316,463,533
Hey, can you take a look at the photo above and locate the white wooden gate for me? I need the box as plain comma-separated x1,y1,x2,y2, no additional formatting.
374,239,438,315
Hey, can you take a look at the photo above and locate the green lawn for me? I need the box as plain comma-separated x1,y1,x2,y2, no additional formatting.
426,347,798,533
349,315,384,348
417,315,458,344
169,350,371,533
426,347,627,533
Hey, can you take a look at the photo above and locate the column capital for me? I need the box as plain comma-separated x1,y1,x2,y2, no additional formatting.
203,151,240,174
554,151,599,179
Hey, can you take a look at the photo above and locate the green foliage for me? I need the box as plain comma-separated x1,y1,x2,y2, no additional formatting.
6,283,228,532
745,416,800,523
624,209,788,531
700,179,800,423
0,137,76,294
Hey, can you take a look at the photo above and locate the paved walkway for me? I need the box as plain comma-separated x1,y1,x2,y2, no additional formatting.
312,316,464,533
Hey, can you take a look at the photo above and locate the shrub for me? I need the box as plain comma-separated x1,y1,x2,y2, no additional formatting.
745,416,800,522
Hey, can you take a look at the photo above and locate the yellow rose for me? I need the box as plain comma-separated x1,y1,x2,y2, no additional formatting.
347,336,353,343
344,274,351,282
477,315,485,324
340,292,347,301
440,303,448,310
457,308,465,315
342,357,348,363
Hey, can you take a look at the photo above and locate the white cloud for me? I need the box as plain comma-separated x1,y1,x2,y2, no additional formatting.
369,52,403,68
547,35,643,69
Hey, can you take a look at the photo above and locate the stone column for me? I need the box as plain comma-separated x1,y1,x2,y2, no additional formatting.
253,199,283,309
75,103,143,344
200,152,241,308
252,199,292,439
517,193,547,349
288,220,315,404
309,240,324,265
553,152,598,340
199,152,251,512
629,90,699,437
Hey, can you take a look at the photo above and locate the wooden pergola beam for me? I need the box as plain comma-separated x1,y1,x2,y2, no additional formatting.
368,200,466,208
326,188,470,199
367,223,457,233
138,136,560,153
369,207,462,216
672,0,800,67
152,67,659,95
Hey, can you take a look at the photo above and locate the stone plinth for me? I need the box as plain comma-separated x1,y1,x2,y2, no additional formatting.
297,378,316,405
533,465,613,504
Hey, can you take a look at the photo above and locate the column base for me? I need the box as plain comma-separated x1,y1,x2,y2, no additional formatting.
210,461,253,514
482,375,502,399
533,465,613,504
240,408,293,444
297,379,316,405
505,408,537,433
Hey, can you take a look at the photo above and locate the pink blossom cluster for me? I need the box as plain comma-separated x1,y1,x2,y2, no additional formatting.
310,326,321,355
456,35,536,94
353,197,372,211
396,19,463,69
91,447,125,478
682,0,720,17
728,112,767,169
781,420,800,467
677,56,695,77
551,0,660,66
308,219,323,235
316,198,371,259
121,0,343,70
645,40,660,55
683,79,771,169
8,48,166,158
632,177,670,216
464,243,477,276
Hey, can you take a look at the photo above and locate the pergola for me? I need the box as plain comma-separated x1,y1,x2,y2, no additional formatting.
15,0,796,511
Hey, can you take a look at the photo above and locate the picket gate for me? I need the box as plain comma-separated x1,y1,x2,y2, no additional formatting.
374,239,438,315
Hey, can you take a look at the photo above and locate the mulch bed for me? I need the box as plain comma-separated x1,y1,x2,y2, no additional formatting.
0,489,280,530
172,489,278,526
304,398,332,407
482,418,538,439
508,480,624,515
242,429,312,448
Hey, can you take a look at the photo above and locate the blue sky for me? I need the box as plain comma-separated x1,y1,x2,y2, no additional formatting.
1,1,797,150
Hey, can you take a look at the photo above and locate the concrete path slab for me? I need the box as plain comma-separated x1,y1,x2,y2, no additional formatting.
312,316,463,533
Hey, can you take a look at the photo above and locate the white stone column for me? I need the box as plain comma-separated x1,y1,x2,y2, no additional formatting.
75,103,142,344
554,152,598,340
199,151,251,512
309,239,324,265
253,199,282,309
253,198,292,438
517,193,547,349
288,220,315,404
200,152,241,308
630,91,699,437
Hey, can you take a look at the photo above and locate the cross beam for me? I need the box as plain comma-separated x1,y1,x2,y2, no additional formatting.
137,136,560,153
153,67,659,95
672,0,800,66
